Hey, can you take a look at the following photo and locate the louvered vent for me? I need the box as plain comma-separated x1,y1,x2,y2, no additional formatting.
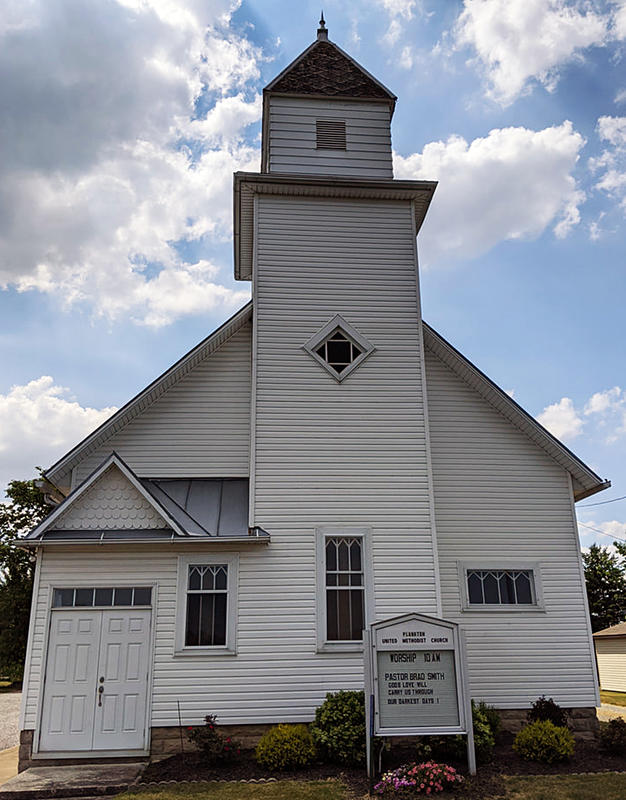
316,119,347,150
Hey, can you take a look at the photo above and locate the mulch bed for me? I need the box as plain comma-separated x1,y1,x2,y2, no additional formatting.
141,733,626,798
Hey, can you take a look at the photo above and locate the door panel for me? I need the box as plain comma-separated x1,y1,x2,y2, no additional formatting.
40,608,151,752
92,610,151,750
39,611,100,751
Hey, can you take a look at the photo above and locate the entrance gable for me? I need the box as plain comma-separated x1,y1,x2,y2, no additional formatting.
49,463,170,531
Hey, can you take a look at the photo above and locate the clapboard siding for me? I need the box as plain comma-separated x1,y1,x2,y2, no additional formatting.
23,546,365,730
424,346,598,707
252,195,439,623
268,97,393,178
595,638,626,691
75,324,252,483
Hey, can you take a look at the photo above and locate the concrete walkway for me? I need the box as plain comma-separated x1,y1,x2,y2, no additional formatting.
0,763,145,799
0,695,21,752
0,749,18,788
597,703,626,722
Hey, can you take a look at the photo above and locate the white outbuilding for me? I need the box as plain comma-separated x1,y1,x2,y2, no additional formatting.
18,19,608,769
594,622,626,693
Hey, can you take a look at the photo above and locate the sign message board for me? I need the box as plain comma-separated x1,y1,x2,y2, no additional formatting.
364,613,475,777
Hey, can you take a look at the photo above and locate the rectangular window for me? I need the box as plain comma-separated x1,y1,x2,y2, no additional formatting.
185,564,228,647
52,587,152,608
466,569,535,606
175,554,238,655
325,536,365,641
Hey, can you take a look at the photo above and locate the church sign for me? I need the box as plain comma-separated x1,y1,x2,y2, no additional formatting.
364,613,476,776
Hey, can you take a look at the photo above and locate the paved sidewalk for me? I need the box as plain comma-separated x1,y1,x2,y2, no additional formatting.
0,748,18,788
0,695,21,752
0,763,145,799
597,703,626,722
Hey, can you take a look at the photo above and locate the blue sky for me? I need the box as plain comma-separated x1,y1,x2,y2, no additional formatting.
1,0,625,550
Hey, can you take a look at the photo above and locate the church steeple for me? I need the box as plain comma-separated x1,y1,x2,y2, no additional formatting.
317,12,328,41
261,21,396,177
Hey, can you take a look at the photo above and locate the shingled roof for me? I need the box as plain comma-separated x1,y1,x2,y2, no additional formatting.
266,39,395,101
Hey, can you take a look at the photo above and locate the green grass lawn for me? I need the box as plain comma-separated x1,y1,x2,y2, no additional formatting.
120,773,626,800
505,773,626,799
120,780,348,800
600,689,626,707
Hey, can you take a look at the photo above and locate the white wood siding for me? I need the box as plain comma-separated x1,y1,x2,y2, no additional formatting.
595,638,626,692
424,346,598,708
268,97,393,178
252,195,439,622
75,324,252,483
23,545,367,730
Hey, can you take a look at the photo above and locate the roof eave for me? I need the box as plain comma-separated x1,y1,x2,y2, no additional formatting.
422,321,610,501
44,303,253,488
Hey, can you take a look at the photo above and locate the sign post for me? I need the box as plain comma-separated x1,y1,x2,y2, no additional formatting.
364,612,476,779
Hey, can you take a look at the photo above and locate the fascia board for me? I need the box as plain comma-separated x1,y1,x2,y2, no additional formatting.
29,453,187,539
422,321,610,501
234,172,437,280
45,303,253,487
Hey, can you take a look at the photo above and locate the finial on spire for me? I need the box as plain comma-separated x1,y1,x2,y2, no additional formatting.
317,11,328,40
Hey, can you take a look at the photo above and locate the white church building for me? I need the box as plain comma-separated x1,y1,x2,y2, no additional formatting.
18,21,608,768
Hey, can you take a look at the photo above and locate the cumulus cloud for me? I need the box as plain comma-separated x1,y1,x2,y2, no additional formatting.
454,0,610,105
537,386,626,445
591,116,626,214
0,0,260,326
394,121,585,264
576,519,626,550
536,397,584,441
0,377,117,491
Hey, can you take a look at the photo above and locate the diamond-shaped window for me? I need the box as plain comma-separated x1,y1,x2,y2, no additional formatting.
303,315,375,382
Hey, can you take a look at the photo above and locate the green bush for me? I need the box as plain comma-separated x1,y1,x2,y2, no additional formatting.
417,701,495,764
474,701,501,739
513,720,575,763
599,718,626,754
527,696,568,728
310,690,366,766
187,714,240,764
255,724,316,771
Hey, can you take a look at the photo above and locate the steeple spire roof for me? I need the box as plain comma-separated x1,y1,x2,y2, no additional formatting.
264,19,396,105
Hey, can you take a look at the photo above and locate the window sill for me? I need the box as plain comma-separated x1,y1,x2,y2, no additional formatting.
174,647,237,657
461,605,545,613
317,642,364,654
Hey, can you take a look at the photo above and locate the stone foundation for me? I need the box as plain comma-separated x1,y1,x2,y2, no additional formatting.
18,708,600,770
497,707,599,740
150,723,277,756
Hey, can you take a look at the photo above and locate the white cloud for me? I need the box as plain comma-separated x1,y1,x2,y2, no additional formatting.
0,377,117,491
585,386,622,415
394,121,585,264
454,0,610,105
0,0,261,326
616,88,626,105
537,397,584,441
577,518,626,550
592,116,626,214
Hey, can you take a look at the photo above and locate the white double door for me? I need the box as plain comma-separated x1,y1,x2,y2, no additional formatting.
40,608,151,752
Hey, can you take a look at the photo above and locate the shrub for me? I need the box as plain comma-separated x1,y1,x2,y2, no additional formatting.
424,701,495,764
474,701,501,739
513,720,575,763
599,718,626,754
374,761,463,796
255,724,316,771
527,696,568,728
311,690,366,766
187,714,240,764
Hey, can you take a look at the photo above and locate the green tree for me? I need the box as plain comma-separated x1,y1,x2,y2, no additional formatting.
0,477,51,682
582,543,626,633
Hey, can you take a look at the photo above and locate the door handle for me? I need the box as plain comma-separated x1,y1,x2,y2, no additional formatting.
98,685,104,707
